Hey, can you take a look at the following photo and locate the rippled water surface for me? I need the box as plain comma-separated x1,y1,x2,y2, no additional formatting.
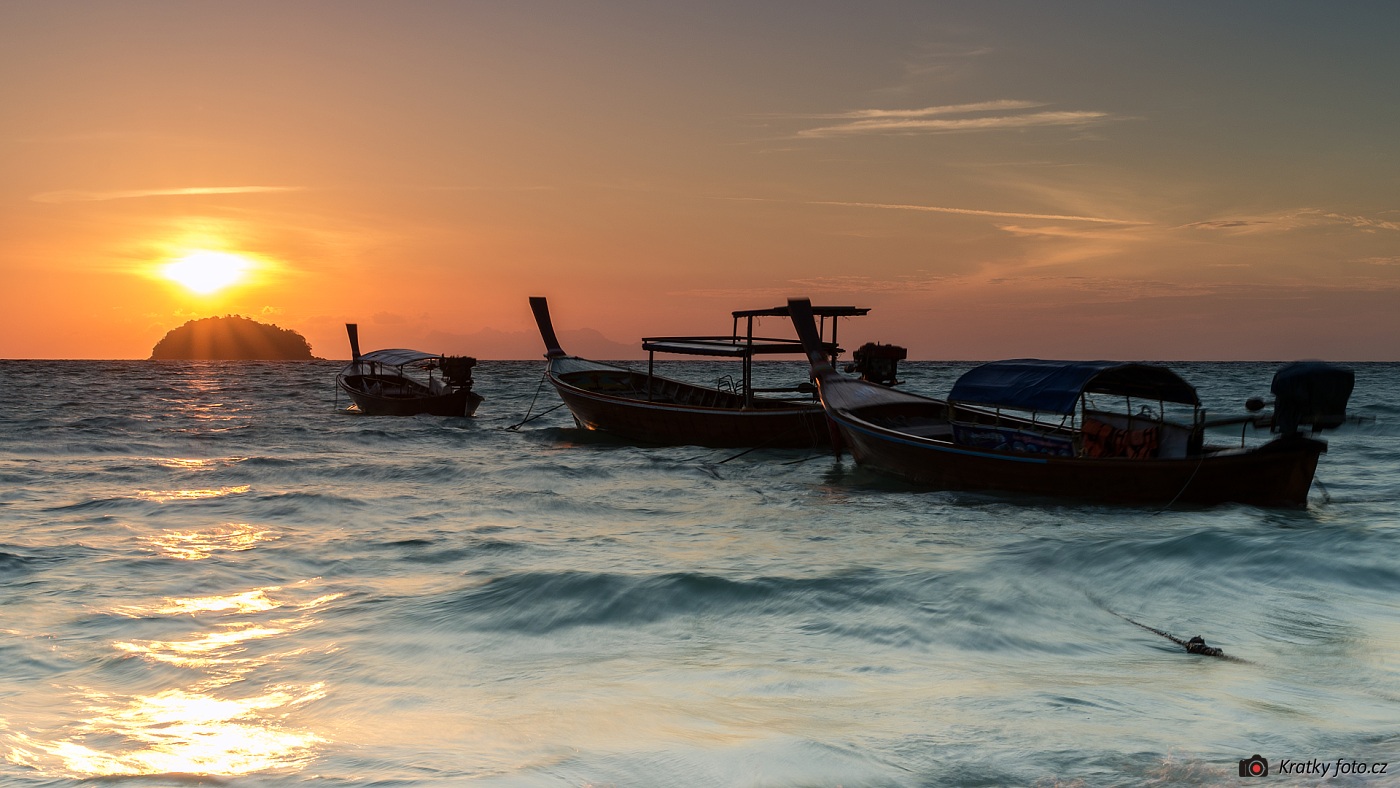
1,360,1397,787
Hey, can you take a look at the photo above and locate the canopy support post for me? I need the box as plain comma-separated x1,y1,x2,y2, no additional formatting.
743,315,754,408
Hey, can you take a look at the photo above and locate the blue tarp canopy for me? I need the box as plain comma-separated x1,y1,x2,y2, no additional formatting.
948,359,1200,414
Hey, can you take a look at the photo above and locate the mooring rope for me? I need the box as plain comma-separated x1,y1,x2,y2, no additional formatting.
685,420,824,466
1314,476,1332,504
505,402,565,430
1153,452,1208,515
506,368,553,431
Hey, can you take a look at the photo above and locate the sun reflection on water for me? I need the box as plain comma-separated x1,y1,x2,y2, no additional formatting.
152,456,250,470
115,622,294,669
113,586,342,673
136,485,251,502
10,684,326,778
5,582,343,780
145,523,277,560
175,590,279,615
155,457,217,470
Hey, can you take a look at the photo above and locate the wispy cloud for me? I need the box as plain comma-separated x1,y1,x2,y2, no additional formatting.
1322,211,1400,232
809,200,1146,226
796,100,1043,120
785,274,952,293
672,272,956,299
1184,208,1400,234
1184,219,1272,232
31,186,303,204
791,101,1112,138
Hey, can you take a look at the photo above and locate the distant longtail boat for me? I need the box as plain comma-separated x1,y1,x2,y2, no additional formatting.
336,323,483,417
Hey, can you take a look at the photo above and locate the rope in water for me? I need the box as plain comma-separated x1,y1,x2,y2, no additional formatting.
1104,607,1251,664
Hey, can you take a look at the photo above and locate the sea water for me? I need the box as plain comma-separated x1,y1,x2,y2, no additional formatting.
1,360,1397,787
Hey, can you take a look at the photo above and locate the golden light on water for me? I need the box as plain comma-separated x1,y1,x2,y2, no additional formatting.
114,622,295,669
161,250,255,295
152,588,283,616
4,584,345,779
156,457,216,470
154,456,246,470
145,523,277,560
136,484,251,502
112,587,342,671
10,685,326,778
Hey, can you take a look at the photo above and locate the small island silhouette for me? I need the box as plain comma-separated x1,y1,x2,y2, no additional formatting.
150,315,316,360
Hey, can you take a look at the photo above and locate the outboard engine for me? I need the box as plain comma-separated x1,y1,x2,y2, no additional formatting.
845,342,907,386
1270,361,1354,434
440,356,478,388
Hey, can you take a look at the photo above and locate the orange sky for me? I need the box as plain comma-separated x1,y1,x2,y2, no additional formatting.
3,3,1397,360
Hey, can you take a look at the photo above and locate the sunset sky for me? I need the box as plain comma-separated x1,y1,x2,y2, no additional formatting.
3,2,1397,360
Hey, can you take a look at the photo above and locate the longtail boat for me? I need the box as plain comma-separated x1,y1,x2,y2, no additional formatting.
336,323,483,417
528,296,881,448
787,297,1353,507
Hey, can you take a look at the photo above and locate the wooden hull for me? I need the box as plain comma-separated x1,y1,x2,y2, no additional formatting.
829,402,1324,507
548,364,829,448
339,375,483,417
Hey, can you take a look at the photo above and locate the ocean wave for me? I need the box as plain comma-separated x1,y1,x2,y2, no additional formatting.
0,551,47,574
320,461,471,484
44,496,158,513
381,538,526,565
235,456,300,468
422,569,904,634
252,490,370,514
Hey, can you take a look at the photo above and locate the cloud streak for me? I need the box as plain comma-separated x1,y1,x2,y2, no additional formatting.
31,186,303,204
810,200,1147,226
796,100,1043,120
1184,208,1400,234
792,101,1112,138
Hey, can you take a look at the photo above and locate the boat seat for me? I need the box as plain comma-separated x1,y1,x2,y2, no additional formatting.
1082,416,1160,459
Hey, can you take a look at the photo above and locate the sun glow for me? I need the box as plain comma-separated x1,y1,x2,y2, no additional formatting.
162,251,254,295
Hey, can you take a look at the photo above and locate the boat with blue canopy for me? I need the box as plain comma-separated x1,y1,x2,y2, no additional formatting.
946,360,1207,461
787,297,1354,507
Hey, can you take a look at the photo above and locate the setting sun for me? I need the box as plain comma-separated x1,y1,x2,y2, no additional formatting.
162,252,253,295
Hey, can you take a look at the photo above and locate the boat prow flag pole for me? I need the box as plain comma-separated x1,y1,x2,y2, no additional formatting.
786,298,837,376
529,297,568,359
346,323,362,360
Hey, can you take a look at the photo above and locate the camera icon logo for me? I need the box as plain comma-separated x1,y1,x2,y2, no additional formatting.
1239,755,1269,777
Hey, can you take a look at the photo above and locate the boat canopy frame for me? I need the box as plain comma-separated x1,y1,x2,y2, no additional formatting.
351,348,451,369
639,305,869,407
342,348,477,388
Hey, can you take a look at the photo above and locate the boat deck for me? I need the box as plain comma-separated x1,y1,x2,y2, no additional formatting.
561,370,733,408
560,369,814,411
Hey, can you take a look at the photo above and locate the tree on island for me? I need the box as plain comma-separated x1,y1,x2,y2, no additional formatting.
150,315,316,360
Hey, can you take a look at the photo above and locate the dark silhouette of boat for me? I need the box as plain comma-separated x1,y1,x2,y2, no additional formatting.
528,296,880,448
336,324,483,417
787,297,1353,507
